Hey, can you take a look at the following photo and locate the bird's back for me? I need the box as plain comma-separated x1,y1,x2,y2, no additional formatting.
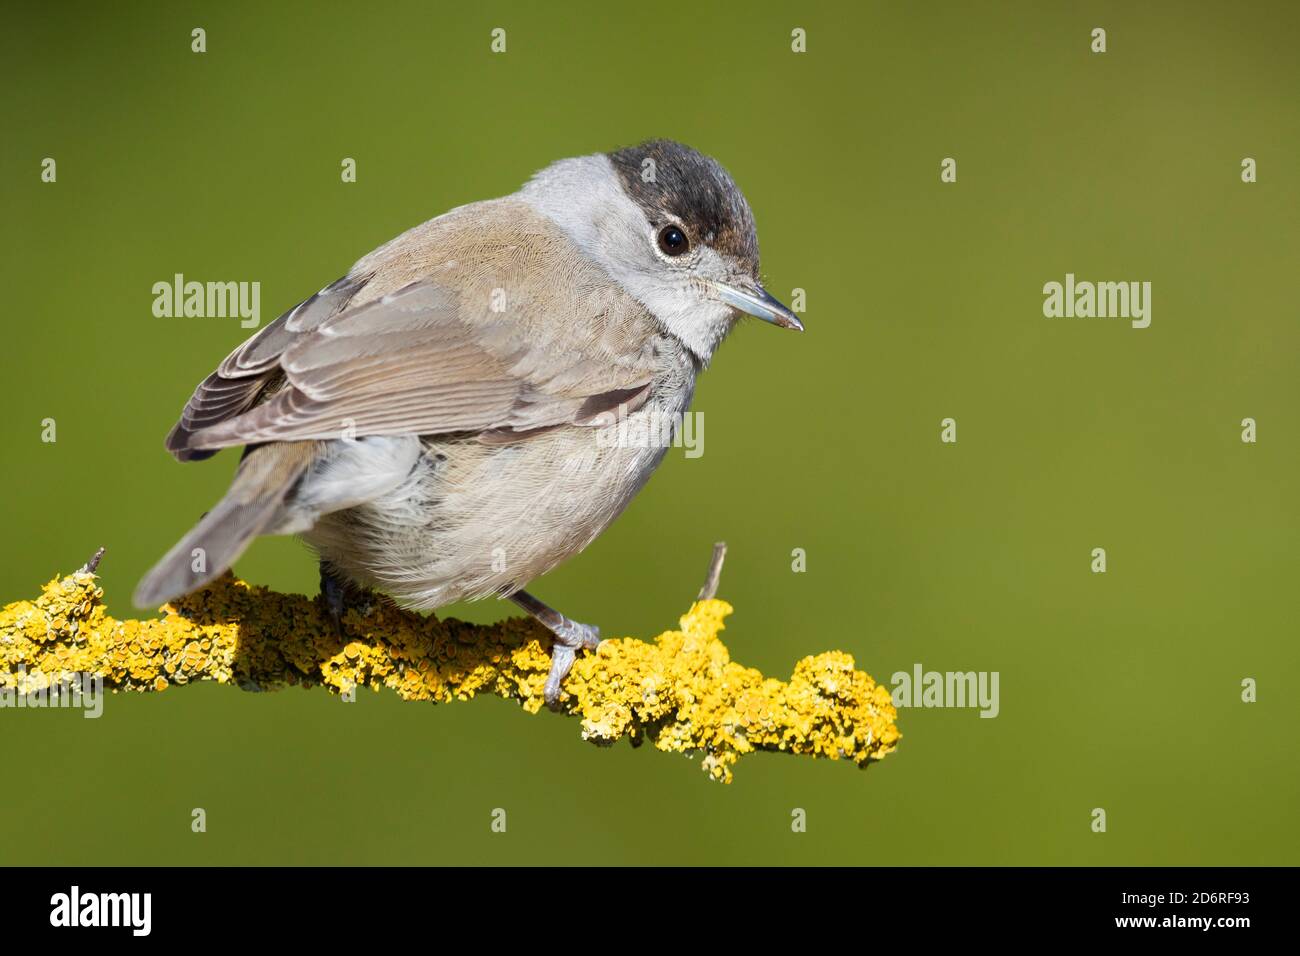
157,195,695,609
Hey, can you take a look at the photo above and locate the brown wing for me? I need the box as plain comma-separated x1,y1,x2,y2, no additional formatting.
163,202,661,458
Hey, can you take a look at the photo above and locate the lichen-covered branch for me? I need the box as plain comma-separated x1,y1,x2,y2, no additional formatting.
0,549,900,782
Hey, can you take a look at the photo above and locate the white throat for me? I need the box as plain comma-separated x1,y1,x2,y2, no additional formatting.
518,154,735,365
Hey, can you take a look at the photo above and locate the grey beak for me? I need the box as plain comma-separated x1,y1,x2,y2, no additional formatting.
715,282,805,331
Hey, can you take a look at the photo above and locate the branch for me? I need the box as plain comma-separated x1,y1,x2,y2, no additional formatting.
0,547,900,782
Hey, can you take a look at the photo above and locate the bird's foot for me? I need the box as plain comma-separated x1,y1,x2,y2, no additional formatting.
542,619,602,708
319,563,378,637
507,589,602,708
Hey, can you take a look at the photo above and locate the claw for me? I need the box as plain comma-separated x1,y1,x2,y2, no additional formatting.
541,622,601,708
319,562,378,638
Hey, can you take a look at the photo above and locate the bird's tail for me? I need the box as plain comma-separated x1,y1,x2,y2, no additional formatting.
133,442,321,609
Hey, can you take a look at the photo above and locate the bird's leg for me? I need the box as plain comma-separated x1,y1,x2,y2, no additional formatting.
507,590,602,707
318,561,377,636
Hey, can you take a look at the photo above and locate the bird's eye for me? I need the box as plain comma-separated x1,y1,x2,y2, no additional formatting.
656,225,690,257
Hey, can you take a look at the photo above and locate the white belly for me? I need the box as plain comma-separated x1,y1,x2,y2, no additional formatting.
302,396,686,609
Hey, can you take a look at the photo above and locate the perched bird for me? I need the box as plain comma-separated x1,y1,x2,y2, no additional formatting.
135,139,803,702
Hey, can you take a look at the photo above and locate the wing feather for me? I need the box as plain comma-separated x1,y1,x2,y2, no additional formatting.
164,202,663,458
165,275,366,459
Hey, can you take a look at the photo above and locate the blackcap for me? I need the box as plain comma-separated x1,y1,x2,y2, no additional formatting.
135,139,803,702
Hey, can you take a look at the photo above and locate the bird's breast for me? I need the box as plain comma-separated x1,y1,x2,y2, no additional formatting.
304,383,695,609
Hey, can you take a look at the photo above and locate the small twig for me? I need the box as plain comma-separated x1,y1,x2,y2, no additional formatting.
1,546,901,782
696,542,727,601
80,547,106,575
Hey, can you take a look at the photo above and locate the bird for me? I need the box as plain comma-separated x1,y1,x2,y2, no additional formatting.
134,139,803,704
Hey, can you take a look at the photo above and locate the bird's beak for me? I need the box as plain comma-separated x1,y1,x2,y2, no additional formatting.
714,281,804,331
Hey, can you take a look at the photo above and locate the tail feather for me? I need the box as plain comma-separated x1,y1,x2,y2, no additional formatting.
133,442,320,609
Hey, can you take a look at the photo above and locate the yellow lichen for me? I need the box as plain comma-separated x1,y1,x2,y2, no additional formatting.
0,566,900,781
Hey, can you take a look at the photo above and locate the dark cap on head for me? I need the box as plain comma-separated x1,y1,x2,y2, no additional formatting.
608,139,759,277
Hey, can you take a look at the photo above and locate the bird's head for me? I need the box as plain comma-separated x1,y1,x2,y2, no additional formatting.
522,138,802,364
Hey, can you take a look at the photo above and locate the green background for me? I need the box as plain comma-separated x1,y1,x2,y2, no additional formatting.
2,0,1296,865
